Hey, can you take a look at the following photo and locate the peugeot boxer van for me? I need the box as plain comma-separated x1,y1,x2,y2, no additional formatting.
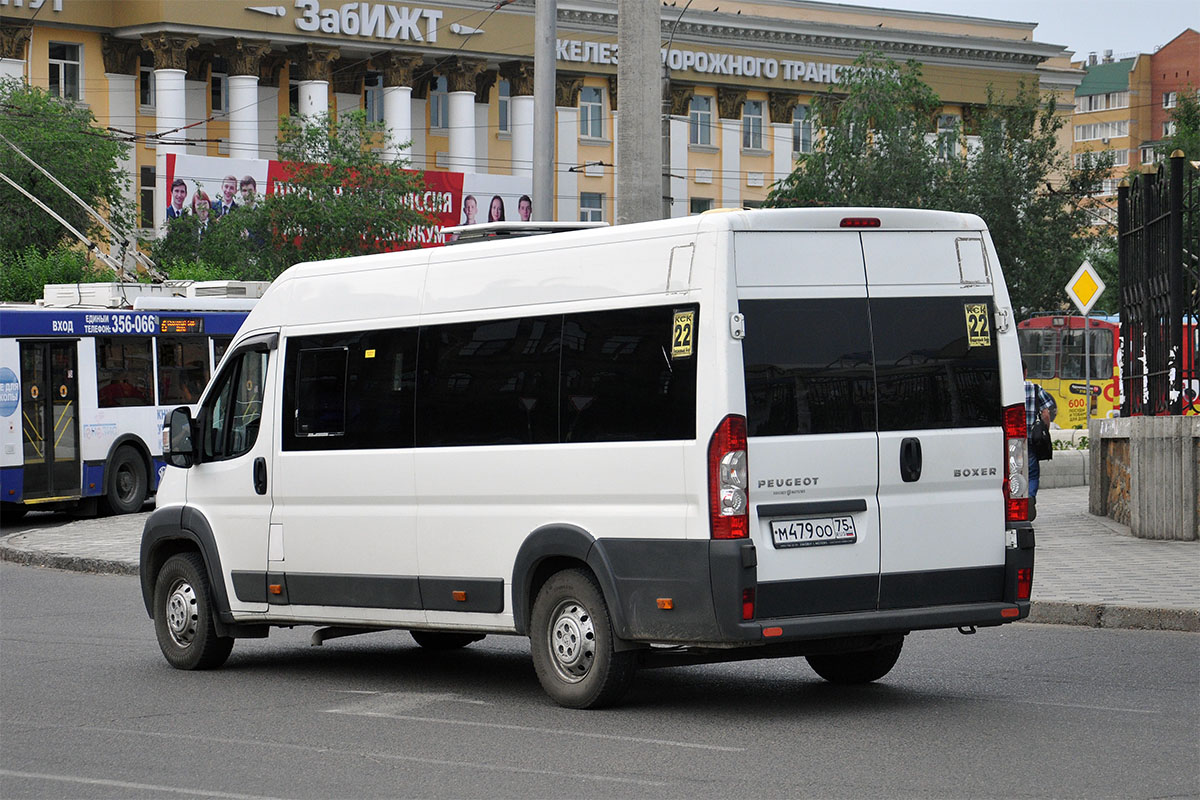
141,208,1035,709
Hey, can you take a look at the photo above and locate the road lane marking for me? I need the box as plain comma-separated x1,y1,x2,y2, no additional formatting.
4,724,673,787
0,769,285,800
323,708,745,751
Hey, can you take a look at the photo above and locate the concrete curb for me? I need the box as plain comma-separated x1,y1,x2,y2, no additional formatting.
0,544,138,577
4,539,1197,634
1027,600,1200,633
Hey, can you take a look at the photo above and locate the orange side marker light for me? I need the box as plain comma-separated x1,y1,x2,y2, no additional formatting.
656,598,674,610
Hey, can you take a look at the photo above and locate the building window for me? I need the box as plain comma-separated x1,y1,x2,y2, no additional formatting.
1163,91,1178,109
139,54,155,108
139,167,154,230
498,79,510,134
364,71,383,124
936,114,960,160
1164,120,1177,138
48,42,81,102
430,75,448,130
579,86,603,139
742,100,763,150
690,197,713,214
211,57,228,115
1141,147,1159,165
1073,120,1129,142
689,95,712,146
1075,149,1130,168
288,76,299,116
792,104,812,154
580,192,604,222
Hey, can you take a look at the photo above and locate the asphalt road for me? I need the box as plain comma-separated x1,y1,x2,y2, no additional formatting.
2,561,1198,800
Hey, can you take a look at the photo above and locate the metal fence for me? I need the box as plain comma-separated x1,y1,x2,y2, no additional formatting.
1117,152,1199,416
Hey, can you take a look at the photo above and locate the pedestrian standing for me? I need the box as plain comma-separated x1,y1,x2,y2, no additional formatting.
1024,361,1056,498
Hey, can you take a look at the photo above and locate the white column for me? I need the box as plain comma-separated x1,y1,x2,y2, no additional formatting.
556,106,578,222
106,73,138,224
383,85,412,163
258,85,279,159
0,59,24,80
475,102,489,175
184,78,206,155
447,90,475,173
227,74,260,159
772,122,792,183
409,98,427,169
610,112,618,222
334,91,359,122
670,116,688,218
153,68,187,233
510,94,534,177
298,80,328,120
720,118,740,209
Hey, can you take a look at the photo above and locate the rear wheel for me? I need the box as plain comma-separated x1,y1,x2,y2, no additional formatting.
152,552,233,670
529,568,636,709
411,630,486,650
806,639,904,685
103,447,148,515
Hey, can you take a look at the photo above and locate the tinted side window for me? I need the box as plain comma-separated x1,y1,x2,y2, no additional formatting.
741,299,875,436
158,336,210,404
283,329,417,451
561,305,697,442
95,336,153,408
872,296,1001,430
202,349,267,461
417,315,561,447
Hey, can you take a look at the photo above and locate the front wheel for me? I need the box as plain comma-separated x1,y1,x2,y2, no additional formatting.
152,552,233,670
806,638,904,685
104,447,148,515
529,568,636,709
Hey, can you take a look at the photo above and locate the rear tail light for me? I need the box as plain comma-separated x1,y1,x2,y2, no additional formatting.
839,217,881,228
742,588,756,620
708,414,749,539
1017,568,1032,600
1003,403,1029,523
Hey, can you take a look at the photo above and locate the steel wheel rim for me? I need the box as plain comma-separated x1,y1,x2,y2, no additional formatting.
546,597,596,683
115,464,136,503
165,578,198,648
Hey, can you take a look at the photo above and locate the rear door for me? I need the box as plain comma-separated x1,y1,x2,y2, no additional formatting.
861,232,1006,608
736,232,881,617
18,341,80,501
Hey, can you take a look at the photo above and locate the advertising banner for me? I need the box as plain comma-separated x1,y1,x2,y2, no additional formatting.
165,154,529,248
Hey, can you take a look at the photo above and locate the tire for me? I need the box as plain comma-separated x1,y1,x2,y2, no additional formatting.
529,568,636,709
152,552,234,670
806,638,904,685
411,630,486,650
104,447,148,515
1,502,28,526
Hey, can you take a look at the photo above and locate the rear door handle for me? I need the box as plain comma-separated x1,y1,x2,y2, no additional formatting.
900,437,922,482
253,457,268,495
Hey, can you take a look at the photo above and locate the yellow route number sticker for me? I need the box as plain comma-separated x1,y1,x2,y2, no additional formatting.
672,310,695,359
964,303,991,348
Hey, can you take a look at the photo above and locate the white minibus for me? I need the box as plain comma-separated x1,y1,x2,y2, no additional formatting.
141,208,1035,708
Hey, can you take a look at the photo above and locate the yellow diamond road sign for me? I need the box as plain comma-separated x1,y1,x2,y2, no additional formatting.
1066,259,1105,315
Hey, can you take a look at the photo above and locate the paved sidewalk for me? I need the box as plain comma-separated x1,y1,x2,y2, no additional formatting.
1,486,1197,631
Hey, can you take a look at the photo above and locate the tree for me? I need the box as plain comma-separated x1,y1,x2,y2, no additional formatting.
152,110,433,279
1162,89,1200,160
767,52,1113,314
0,77,132,265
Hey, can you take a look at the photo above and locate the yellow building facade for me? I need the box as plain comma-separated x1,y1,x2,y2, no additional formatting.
0,0,1081,233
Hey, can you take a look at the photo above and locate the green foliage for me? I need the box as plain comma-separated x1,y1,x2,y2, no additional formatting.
153,110,431,279
767,54,1114,313
0,245,109,302
1162,90,1200,160
1082,238,1118,315
0,77,132,261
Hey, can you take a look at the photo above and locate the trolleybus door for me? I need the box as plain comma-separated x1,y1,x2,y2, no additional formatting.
19,341,80,500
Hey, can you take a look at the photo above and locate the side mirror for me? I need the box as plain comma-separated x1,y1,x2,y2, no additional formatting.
162,407,196,468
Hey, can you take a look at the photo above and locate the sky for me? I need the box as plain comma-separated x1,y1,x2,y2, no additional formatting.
839,0,1199,60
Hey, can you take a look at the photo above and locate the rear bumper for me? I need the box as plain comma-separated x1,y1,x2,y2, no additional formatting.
595,529,1033,647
